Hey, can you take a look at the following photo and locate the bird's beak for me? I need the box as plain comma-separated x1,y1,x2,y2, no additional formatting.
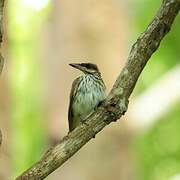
69,63,83,71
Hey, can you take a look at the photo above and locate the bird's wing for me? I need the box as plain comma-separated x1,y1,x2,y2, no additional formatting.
68,77,81,132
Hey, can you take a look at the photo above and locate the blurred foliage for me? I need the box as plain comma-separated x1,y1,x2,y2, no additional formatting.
131,0,180,180
130,0,180,95
134,102,180,180
8,0,51,176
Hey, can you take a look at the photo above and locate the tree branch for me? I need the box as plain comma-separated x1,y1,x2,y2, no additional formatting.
0,0,5,147
16,0,180,179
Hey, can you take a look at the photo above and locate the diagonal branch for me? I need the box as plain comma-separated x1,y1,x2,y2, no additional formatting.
16,0,180,179
0,0,5,147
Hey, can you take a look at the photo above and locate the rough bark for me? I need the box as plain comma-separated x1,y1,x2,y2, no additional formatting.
0,0,5,147
16,0,180,179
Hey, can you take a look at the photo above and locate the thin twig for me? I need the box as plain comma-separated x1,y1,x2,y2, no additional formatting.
0,0,5,147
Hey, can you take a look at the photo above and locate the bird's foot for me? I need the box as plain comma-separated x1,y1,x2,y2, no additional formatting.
94,99,105,111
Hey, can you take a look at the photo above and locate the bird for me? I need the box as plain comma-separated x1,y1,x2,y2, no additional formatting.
68,63,106,132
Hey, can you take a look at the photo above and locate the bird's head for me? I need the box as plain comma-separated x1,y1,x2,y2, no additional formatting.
69,63,100,75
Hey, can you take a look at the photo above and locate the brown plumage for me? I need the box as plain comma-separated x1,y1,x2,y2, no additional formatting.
68,63,106,132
